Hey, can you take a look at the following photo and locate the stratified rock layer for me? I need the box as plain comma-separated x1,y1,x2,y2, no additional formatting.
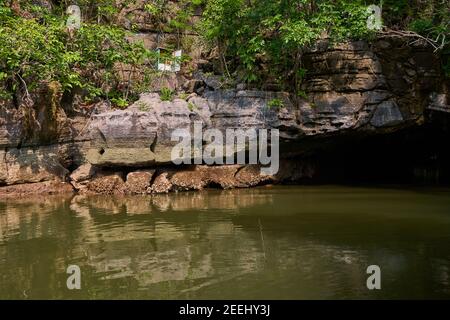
1,36,449,195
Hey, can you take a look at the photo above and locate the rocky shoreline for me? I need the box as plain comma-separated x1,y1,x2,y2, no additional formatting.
0,162,314,197
1,36,449,197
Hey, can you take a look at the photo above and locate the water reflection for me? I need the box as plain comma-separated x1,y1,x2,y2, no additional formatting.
0,186,450,299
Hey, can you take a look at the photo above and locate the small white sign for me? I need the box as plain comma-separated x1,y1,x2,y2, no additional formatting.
158,49,182,72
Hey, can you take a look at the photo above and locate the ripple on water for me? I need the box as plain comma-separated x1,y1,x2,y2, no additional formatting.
0,186,450,299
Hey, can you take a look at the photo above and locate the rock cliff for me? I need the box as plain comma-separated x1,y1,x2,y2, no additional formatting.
0,35,449,196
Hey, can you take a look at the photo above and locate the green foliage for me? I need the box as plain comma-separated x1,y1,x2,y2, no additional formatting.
0,1,157,106
187,102,197,111
2,0,448,106
0,7,67,99
268,98,284,109
160,87,175,101
200,0,449,88
143,0,202,34
178,92,189,100
200,0,374,86
144,2,162,15
110,97,128,109
137,101,151,112
409,19,434,35
388,0,449,77
383,0,448,32
297,90,308,99
366,0,449,65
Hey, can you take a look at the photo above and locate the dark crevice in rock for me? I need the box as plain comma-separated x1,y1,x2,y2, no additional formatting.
150,133,157,153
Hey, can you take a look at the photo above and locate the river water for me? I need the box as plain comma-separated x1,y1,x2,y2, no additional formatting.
1,186,450,299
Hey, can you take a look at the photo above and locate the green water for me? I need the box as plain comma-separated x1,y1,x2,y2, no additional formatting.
1,186,450,299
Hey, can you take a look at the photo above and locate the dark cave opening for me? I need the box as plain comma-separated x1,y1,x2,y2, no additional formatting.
306,111,450,185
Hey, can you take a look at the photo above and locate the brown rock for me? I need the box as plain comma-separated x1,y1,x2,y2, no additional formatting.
235,165,273,187
125,170,155,194
161,165,271,191
170,166,208,191
182,79,204,93
69,163,97,192
3,147,69,185
205,165,242,189
0,181,74,198
70,163,96,183
87,173,126,195
149,172,173,193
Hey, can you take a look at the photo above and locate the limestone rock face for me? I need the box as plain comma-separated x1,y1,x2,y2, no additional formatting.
1,147,69,186
70,163,96,183
86,93,194,166
1,35,448,194
170,165,245,190
370,101,404,127
235,165,273,187
169,167,209,191
0,95,97,189
204,90,299,138
86,90,301,167
116,0,197,32
86,36,446,169
0,107,22,148
298,36,446,136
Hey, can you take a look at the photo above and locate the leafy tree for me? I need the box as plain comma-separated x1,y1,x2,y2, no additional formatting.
200,0,374,89
200,0,449,87
0,0,157,106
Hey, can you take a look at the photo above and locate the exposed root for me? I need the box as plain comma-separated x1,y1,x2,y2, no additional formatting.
380,28,447,52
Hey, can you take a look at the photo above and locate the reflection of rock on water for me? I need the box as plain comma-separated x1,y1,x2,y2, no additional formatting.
70,189,274,216
22,192,272,288
151,189,273,212
0,195,72,241
3,188,450,298
78,217,261,287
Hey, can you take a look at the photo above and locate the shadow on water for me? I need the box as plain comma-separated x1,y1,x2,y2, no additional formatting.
1,185,450,299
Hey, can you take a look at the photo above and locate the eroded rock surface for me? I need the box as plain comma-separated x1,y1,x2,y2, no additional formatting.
125,170,155,194
73,159,313,195
86,37,447,171
1,35,448,195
